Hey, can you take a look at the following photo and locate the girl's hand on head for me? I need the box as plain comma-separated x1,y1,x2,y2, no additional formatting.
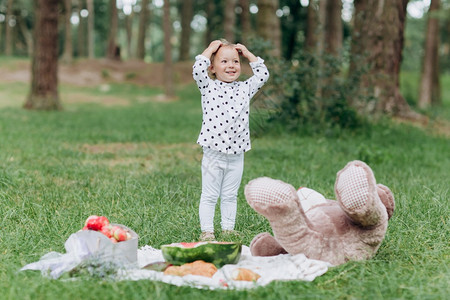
235,43,248,55
208,40,222,52
235,43,257,62
201,40,222,59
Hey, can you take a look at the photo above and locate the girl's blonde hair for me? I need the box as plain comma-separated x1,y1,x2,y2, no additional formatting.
208,39,235,79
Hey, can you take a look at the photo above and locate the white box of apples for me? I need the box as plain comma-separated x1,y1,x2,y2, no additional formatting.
77,215,139,265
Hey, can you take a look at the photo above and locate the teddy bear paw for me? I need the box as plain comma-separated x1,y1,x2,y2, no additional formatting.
335,160,377,212
245,177,299,213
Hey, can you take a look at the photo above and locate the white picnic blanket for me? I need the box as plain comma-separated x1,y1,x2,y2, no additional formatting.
116,245,331,289
20,232,331,290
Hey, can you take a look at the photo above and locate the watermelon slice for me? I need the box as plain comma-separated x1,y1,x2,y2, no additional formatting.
161,242,242,267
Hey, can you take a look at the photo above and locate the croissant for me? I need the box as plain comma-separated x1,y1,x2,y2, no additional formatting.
164,260,218,278
231,268,261,281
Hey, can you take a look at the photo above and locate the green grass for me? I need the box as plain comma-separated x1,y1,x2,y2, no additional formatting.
0,77,449,300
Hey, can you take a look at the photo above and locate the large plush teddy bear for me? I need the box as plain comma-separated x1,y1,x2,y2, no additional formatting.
244,160,394,265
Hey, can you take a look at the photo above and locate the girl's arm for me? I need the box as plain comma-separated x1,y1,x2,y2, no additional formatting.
237,44,269,98
193,41,222,91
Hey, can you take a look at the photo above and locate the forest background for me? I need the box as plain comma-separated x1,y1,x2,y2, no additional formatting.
0,0,449,299
1,0,449,121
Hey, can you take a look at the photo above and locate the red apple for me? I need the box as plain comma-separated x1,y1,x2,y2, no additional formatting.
85,215,109,231
84,215,98,226
112,226,127,242
100,224,113,238
109,237,118,243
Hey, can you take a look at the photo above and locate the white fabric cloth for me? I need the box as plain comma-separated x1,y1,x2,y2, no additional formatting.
20,230,138,279
116,245,331,290
193,55,269,154
199,148,244,232
20,234,330,289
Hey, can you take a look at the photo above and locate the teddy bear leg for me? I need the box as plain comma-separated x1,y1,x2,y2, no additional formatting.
335,160,387,227
245,177,306,220
250,232,288,256
245,177,315,254
377,184,395,220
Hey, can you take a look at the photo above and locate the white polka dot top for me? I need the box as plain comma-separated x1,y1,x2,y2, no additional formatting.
193,55,269,154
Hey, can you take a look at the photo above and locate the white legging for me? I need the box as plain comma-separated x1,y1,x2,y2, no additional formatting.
199,148,244,232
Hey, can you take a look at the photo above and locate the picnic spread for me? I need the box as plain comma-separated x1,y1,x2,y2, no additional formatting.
20,216,330,290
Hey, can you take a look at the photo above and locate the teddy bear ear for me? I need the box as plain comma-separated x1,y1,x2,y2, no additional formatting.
377,184,395,219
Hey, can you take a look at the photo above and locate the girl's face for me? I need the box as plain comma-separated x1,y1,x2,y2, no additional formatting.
210,46,241,83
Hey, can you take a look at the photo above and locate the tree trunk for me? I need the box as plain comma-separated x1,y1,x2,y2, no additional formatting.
317,0,327,56
305,0,319,52
418,0,441,108
179,0,194,61
24,0,61,111
284,0,302,60
77,0,86,57
256,0,281,57
350,0,418,119
239,0,251,44
224,0,236,42
324,0,342,55
62,0,73,63
87,0,95,58
107,0,120,60
205,0,215,46
5,0,13,55
125,12,134,59
136,0,150,60
163,0,175,98
18,15,33,56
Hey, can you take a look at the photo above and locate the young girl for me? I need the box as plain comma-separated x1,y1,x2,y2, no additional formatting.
193,39,269,241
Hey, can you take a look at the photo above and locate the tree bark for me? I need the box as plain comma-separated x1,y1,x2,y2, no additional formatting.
136,0,150,60
305,0,319,52
5,0,13,55
179,0,194,61
224,0,236,42
77,0,86,57
317,0,327,56
350,0,418,119
256,0,281,57
418,0,441,108
125,12,134,59
87,0,95,58
62,0,73,63
205,0,215,46
324,0,342,55
24,0,61,111
163,0,175,98
107,0,120,60
284,0,302,60
239,0,252,44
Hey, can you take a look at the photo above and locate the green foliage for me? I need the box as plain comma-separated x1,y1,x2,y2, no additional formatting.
400,71,450,120
402,16,427,73
101,69,110,78
249,38,365,135
125,72,137,80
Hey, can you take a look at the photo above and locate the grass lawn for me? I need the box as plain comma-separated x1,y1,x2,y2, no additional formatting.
0,73,449,299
